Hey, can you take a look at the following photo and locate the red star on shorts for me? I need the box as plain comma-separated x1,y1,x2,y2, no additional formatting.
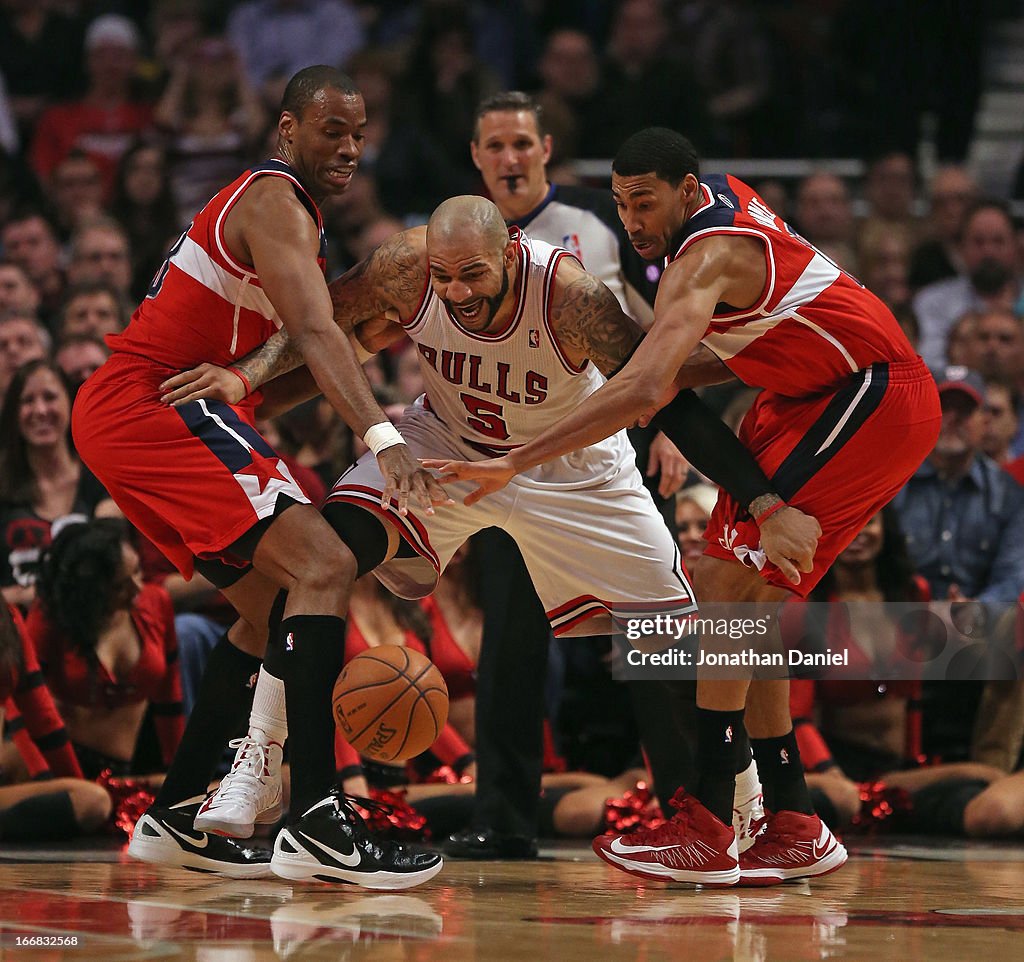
235,456,290,496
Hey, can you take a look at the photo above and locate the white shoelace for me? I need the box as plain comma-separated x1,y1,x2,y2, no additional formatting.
216,737,274,802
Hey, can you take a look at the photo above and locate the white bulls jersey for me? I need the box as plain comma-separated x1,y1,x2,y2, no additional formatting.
397,229,632,487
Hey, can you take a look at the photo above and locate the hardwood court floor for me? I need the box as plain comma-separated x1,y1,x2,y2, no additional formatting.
1,837,1023,961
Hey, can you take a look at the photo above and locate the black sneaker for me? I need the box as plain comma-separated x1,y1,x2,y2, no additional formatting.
128,796,273,879
271,793,443,890
443,828,539,860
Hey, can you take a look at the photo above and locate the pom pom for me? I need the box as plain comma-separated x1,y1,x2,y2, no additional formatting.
601,779,666,835
96,769,156,838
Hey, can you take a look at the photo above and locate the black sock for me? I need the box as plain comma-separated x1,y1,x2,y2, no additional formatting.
733,726,753,774
277,614,347,817
751,731,815,815
694,707,744,825
156,634,262,806
0,791,78,841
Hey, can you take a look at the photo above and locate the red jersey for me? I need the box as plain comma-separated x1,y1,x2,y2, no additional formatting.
668,174,917,397
107,160,327,370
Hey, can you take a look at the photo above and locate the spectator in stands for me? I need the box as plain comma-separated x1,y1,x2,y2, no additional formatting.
910,165,978,291
30,519,184,778
66,221,132,299
673,483,718,574
56,280,127,343
532,29,600,164
793,172,857,274
892,366,1024,603
0,311,49,397
347,48,471,219
914,200,1021,370
0,360,113,610
110,143,180,301
0,602,111,841
858,151,921,255
29,15,153,201
0,259,39,318
970,308,1024,458
860,224,913,312
1,212,65,322
582,0,707,158
154,37,266,224
54,333,108,397
981,378,1019,467
47,152,105,242
676,0,773,157
396,4,500,183
0,0,85,138
227,0,366,108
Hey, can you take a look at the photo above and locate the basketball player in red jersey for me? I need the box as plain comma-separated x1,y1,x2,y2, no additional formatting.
429,128,942,886
72,66,447,888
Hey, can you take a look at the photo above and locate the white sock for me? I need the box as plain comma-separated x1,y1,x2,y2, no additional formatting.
248,667,288,745
734,755,762,805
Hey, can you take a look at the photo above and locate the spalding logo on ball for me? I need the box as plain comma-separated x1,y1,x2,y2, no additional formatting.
333,645,449,762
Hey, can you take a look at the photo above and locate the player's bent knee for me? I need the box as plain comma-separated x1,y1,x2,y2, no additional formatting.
963,790,1022,837
65,780,113,832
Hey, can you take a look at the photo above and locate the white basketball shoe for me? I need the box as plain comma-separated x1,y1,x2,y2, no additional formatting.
193,729,284,838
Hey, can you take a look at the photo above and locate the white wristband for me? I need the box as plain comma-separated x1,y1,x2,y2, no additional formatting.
364,421,406,455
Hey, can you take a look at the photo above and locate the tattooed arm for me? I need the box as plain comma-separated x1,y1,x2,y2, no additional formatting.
159,228,429,405
547,256,645,375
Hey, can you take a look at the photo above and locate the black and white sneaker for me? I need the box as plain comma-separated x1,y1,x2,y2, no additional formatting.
128,796,274,879
271,793,443,890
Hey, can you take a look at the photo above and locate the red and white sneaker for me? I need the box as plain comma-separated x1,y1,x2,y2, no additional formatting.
593,790,739,886
737,811,847,886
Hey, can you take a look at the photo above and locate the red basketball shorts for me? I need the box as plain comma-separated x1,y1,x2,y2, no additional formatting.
72,352,309,578
703,358,941,597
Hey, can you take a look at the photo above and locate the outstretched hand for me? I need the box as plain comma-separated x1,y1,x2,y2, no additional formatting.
160,364,248,406
377,445,454,516
419,457,516,505
759,506,821,586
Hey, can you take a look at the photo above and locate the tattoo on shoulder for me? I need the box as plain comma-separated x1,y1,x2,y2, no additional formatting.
549,269,643,375
329,230,426,327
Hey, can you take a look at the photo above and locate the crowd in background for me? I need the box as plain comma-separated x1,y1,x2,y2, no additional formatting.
3,0,1024,843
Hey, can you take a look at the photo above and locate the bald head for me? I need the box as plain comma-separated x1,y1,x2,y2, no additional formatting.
428,196,509,254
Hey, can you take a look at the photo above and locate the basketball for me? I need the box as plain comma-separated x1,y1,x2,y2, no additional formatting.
332,645,449,762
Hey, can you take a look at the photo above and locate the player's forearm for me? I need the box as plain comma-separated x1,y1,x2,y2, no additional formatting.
650,390,778,515
296,326,391,436
229,329,304,391
509,373,656,474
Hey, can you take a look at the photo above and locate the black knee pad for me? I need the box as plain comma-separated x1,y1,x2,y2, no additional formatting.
321,501,412,577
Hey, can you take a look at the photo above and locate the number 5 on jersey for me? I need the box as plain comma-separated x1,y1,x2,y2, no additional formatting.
460,392,509,440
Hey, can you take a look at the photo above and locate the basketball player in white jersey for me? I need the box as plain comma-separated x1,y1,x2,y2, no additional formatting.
160,195,817,854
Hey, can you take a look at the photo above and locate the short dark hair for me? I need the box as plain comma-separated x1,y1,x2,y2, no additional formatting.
613,127,700,186
281,65,360,117
474,91,545,142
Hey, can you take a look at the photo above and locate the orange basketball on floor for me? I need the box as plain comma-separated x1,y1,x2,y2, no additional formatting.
332,645,449,762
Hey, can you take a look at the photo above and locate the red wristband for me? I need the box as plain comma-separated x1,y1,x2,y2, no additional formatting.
227,367,252,395
754,500,787,525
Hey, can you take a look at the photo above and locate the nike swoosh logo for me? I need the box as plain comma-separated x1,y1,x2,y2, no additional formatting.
609,837,682,855
299,832,361,867
812,838,836,860
166,823,209,849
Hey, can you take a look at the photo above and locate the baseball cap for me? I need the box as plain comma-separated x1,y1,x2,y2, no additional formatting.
932,365,985,406
85,14,141,52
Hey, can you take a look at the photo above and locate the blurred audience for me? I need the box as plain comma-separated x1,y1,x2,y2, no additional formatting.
794,171,857,274
0,359,114,610
0,311,49,396
893,366,1024,603
57,280,127,343
910,165,978,291
1,211,65,322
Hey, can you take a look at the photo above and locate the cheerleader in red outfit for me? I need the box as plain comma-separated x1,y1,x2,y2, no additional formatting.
27,519,184,779
0,602,111,840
